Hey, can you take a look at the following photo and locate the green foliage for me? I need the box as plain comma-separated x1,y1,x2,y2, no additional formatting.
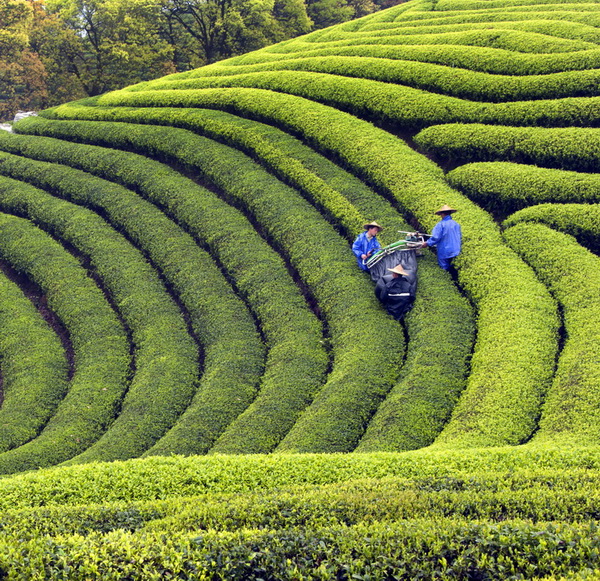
504,222,600,446
0,129,266,457
357,256,474,452
14,115,329,454
415,125,600,172
17,113,405,453
0,267,68,452
0,209,130,473
504,203,600,255
447,163,600,218
49,84,561,448
0,154,200,464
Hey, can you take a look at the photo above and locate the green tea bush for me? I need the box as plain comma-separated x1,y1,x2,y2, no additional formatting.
199,57,600,102
43,91,559,448
415,124,600,171
0,131,266,457
447,162,600,217
228,44,600,76
16,115,406,454
356,257,475,451
17,112,476,452
0,155,199,463
0,267,68,452
504,222,600,445
504,203,600,254
12,117,328,455
0,209,130,473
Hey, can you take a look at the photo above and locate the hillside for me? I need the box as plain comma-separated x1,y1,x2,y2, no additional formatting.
1,0,600,577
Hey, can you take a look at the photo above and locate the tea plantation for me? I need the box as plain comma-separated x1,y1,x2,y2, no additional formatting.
2,0,600,577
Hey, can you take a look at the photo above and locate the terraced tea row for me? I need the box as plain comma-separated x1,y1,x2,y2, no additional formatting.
15,115,474,452
0,449,598,578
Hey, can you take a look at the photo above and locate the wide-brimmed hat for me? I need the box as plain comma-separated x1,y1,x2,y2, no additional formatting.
363,221,383,231
435,205,457,215
387,264,408,276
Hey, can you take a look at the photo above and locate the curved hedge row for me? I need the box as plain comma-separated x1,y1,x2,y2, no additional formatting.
0,131,266,458
0,265,69,453
0,154,200,463
415,124,600,171
504,203,600,254
16,114,409,454
356,256,475,452
103,71,600,132
41,89,560,448
284,27,594,53
0,209,130,474
447,162,600,217
13,117,330,455
310,19,600,46
228,44,600,76
504,222,600,446
77,106,474,451
168,56,600,103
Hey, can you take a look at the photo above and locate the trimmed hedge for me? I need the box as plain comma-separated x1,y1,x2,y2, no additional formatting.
0,263,69,452
447,162,600,217
227,44,600,76
164,55,600,103
276,27,593,53
0,154,199,463
415,124,600,172
0,209,130,473
2,518,600,580
356,257,475,452
41,87,561,448
504,222,600,446
0,130,266,457
12,118,329,455
504,203,600,254
16,114,406,454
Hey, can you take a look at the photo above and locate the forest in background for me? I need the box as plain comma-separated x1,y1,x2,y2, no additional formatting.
0,0,402,120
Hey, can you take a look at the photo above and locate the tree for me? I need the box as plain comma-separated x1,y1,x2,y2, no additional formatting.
43,0,175,96
0,0,49,119
159,0,311,66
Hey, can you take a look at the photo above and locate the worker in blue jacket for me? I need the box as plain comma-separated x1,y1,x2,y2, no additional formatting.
422,205,462,270
352,221,383,271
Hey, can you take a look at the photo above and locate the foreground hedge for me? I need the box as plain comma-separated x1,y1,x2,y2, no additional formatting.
0,209,130,473
0,518,599,580
447,162,600,217
0,266,69,452
504,222,600,446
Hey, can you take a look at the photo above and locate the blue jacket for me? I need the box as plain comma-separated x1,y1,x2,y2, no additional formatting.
426,215,462,259
352,231,381,270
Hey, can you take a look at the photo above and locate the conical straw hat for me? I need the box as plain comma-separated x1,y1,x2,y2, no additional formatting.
434,204,457,215
363,221,383,231
387,264,408,276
